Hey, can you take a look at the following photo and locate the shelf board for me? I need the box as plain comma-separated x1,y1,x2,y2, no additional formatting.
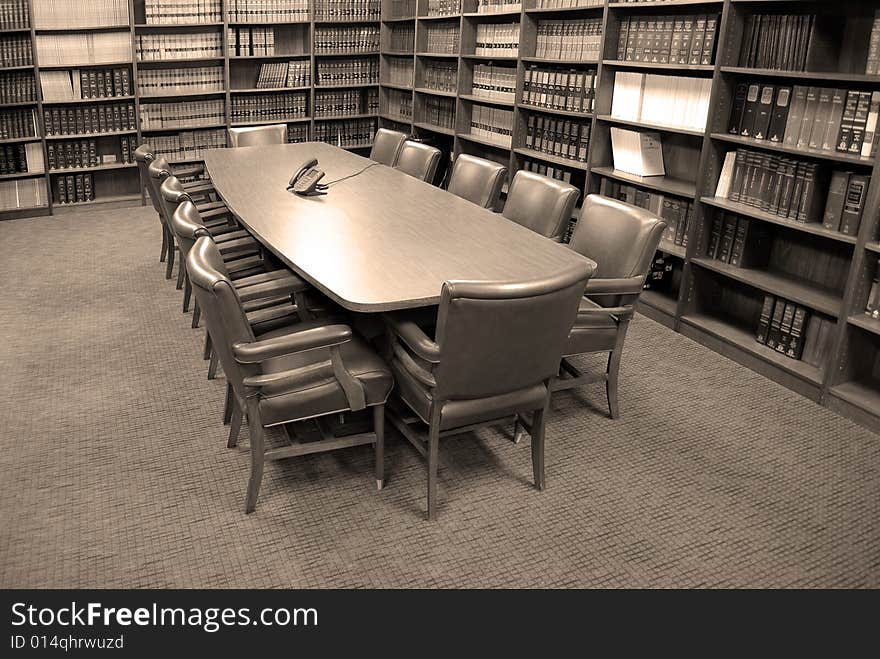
0,100,37,108
417,14,462,21
134,22,224,28
227,21,310,26
517,102,592,119
42,95,136,105
590,165,696,198
848,314,880,337
461,54,518,62
45,129,137,141
381,16,416,23
602,59,714,73
0,65,35,72
229,53,309,60
865,241,880,254
142,122,226,132
412,121,455,136
315,50,379,57
597,114,705,137
379,113,411,124
230,117,310,126
315,82,379,89
339,142,374,150
522,56,598,65
690,256,842,316
719,66,880,84
828,381,880,418
639,289,678,317
313,113,377,121
382,50,415,57
0,136,41,145
415,52,458,59
681,313,823,385
313,18,380,24
609,0,724,6
658,240,686,258
710,133,875,167
459,94,514,107
139,90,225,99
457,133,512,150
700,197,859,245
39,61,132,70
526,5,605,15
230,86,311,93
35,24,130,32
414,87,456,98
0,204,49,218
53,193,140,209
0,171,45,181
513,147,589,171
49,162,137,174
137,57,225,65
462,9,523,18
380,82,413,92
0,27,31,34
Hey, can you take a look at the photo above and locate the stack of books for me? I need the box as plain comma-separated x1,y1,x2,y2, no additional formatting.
144,0,221,24
706,213,769,269
314,0,380,21
255,61,311,88
136,33,224,61
140,99,226,130
424,23,459,54
469,104,513,147
728,83,880,158
0,0,29,30
46,139,99,170
36,33,131,66
384,89,412,121
315,89,367,117
149,128,227,162
136,66,224,97
53,173,95,204
471,64,515,103
389,24,415,53
610,127,664,176
422,60,457,92
229,27,284,57
616,14,719,66
0,179,47,211
231,91,307,123
522,158,575,184
476,0,521,13
0,108,38,139
314,117,376,148
426,0,460,17
525,114,590,163
599,176,692,248
522,66,596,114
384,58,413,87
535,19,602,61
316,58,378,86
0,35,33,67
612,72,711,132
314,26,379,54
287,124,309,143
0,72,36,105
227,0,310,22
474,23,519,57
32,0,128,29
756,295,825,365
43,103,136,136
0,142,43,174
422,95,455,129
40,68,132,102
738,14,818,72
534,0,601,8
388,0,415,19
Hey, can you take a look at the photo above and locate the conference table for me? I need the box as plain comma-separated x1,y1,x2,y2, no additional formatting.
203,142,594,312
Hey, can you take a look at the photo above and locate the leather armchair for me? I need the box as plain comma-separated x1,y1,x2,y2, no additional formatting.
369,128,407,166
187,236,393,513
554,194,667,419
228,124,287,148
394,141,441,183
502,170,579,241
447,154,507,210
383,263,595,520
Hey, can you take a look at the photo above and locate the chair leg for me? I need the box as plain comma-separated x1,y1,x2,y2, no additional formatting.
159,224,168,263
531,404,547,491
223,383,234,425
207,351,219,380
176,253,185,290
182,272,192,312
606,319,629,419
191,299,201,328
373,404,385,490
165,237,175,280
426,408,441,521
244,396,265,514
227,397,242,447
513,416,528,444
203,332,212,360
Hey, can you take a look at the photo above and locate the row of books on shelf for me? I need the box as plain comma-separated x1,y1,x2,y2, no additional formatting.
384,88,412,119
521,158,575,186
383,58,413,87
469,104,512,147
231,91,307,122
865,259,880,318
317,58,378,86
522,66,595,115
421,60,456,92
616,14,718,67
610,127,664,177
315,26,379,53
313,117,375,148
136,33,224,61
0,178,46,211
230,27,286,57
738,13,823,74
0,0,28,30
313,0,380,21
729,84,880,159
315,88,377,116
143,0,222,25
138,66,224,97
53,173,94,204
866,12,880,75
140,99,225,130
535,19,602,62
425,0,459,18
756,295,824,365
471,64,514,103
32,0,128,29
0,35,32,68
386,0,415,20
286,123,309,143
149,128,227,163
475,0,520,14
424,24,459,55
43,103,136,137
47,136,137,171
0,71,35,105
227,0,310,23
40,68,132,103
389,25,415,53
473,23,519,58
524,113,590,164
0,107,37,139
599,177,692,249
715,148,869,237
611,72,711,133
35,33,131,67
255,61,311,88
706,213,768,269
0,142,43,175
421,95,454,129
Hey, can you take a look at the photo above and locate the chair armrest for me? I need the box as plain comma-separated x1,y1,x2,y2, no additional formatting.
584,276,645,297
173,164,204,178
236,273,310,303
382,313,441,363
578,304,634,317
233,324,352,364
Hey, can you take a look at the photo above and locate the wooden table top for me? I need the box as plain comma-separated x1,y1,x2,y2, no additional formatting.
204,142,594,312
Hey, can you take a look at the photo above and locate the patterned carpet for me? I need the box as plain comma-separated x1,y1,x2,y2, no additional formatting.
0,205,877,588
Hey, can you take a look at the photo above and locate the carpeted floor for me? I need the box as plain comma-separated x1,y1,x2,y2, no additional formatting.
0,205,877,588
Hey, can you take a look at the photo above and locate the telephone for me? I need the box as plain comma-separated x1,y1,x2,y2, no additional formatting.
287,158,327,196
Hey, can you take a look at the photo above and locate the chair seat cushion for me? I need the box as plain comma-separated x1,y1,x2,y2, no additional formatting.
392,359,546,431
564,297,619,356
257,332,393,427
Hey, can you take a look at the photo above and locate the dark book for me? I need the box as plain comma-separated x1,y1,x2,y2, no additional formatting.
729,83,749,135
796,86,820,149
840,174,869,236
739,84,761,138
837,90,860,152
767,86,792,143
729,149,747,203
753,85,776,140
717,215,738,263
823,170,851,232
766,299,787,351
756,294,776,344
706,213,724,259
822,88,846,152
849,91,872,154
796,163,825,223
787,306,809,360
787,162,806,219
730,217,770,268
807,87,834,150
776,303,796,355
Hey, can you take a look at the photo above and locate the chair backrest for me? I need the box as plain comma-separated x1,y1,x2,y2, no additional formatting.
146,157,174,221
502,170,579,240
228,124,287,148
394,141,441,183
163,187,219,269
431,264,594,400
447,154,507,209
187,235,257,399
135,144,162,213
369,128,407,166
569,194,667,282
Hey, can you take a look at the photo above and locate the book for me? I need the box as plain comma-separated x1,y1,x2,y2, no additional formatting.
767,87,791,143
610,128,665,177
756,295,776,344
839,174,869,236
822,170,851,233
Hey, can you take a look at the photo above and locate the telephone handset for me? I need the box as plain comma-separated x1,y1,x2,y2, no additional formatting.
287,158,327,196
